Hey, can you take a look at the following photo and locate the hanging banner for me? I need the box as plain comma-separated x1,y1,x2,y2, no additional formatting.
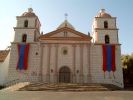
17,44,30,70
102,45,116,72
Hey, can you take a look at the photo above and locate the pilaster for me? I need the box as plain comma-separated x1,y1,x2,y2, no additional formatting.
72,44,76,83
80,44,84,83
54,44,58,83
87,44,92,83
46,44,51,83
39,43,43,82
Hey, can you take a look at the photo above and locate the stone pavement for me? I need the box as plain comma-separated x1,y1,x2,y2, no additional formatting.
0,91,133,100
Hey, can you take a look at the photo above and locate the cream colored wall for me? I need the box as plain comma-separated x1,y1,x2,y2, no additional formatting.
7,8,124,87
74,45,80,83
0,53,10,85
96,30,118,44
14,29,35,42
90,44,123,88
112,46,124,87
51,32,64,37
42,44,74,83
41,43,90,83
58,44,73,69
90,45,104,83
92,17,118,44
67,32,80,37
7,42,124,87
14,17,41,43
17,17,36,28
42,45,48,82
94,18,116,29
7,43,41,83
51,31,80,37
83,45,89,83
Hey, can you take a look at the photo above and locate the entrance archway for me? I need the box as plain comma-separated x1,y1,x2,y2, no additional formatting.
59,66,71,83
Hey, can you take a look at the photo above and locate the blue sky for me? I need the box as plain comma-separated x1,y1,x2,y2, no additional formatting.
0,0,132,54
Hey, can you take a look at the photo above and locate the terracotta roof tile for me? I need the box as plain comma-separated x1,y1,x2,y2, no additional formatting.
0,50,9,62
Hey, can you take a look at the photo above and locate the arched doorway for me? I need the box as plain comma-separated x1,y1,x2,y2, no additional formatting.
59,66,71,83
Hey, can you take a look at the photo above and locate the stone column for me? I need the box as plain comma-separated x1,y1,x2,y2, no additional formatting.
72,44,76,83
46,44,51,83
80,44,84,83
87,44,92,83
54,44,58,83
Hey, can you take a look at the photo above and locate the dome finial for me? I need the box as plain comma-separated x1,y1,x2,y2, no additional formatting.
96,9,112,18
28,8,33,13
100,9,105,13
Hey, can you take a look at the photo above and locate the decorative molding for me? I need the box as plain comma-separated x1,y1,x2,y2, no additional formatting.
94,28,119,30
95,17,117,19
39,37,91,41
39,27,92,41
14,27,37,30
41,27,90,38
94,43,121,45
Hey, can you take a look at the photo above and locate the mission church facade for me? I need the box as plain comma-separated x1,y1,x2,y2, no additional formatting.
7,8,123,88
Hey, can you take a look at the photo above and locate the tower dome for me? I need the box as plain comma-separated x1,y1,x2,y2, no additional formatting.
22,8,37,17
57,20,75,30
96,9,112,18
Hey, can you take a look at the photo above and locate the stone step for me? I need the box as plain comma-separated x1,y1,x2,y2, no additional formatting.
2,82,30,91
19,83,121,91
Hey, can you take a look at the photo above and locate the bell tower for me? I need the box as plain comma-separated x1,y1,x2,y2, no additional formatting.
92,9,119,44
14,8,41,43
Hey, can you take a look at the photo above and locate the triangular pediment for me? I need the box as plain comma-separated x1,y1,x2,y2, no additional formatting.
39,27,92,41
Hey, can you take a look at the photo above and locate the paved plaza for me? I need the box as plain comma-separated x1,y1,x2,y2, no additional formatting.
0,91,133,100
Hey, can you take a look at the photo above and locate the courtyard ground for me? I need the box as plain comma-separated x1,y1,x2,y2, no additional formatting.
0,91,133,100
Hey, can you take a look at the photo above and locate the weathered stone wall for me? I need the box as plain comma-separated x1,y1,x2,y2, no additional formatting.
7,42,123,88
7,43,41,83
90,44,123,88
0,53,10,85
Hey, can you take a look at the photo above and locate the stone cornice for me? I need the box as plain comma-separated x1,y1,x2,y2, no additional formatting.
94,28,119,30
93,43,121,45
95,17,117,19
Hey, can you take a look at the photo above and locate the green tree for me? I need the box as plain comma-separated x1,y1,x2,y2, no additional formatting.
122,53,133,85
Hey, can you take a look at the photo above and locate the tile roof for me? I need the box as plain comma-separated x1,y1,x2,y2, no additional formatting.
0,50,10,62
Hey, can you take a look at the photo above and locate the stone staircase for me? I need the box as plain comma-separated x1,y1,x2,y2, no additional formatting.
19,83,121,91
2,82,30,91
